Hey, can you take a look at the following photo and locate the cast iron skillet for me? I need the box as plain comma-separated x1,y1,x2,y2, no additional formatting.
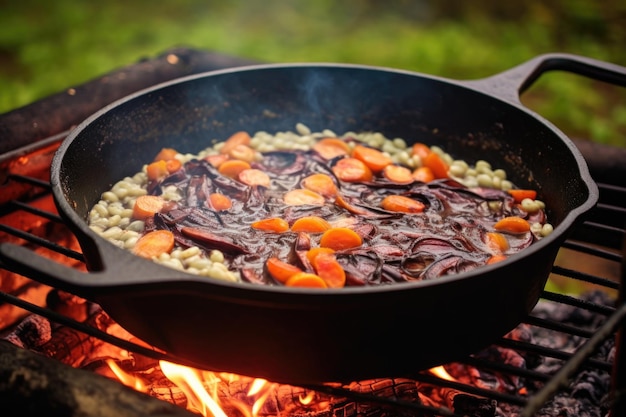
2,53,621,385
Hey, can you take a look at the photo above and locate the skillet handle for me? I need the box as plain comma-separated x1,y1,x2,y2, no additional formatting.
0,242,185,300
0,243,104,300
463,52,626,104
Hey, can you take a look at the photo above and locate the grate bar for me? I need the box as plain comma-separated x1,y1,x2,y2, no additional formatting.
520,302,626,417
7,200,65,223
540,290,616,315
550,265,620,290
494,337,613,373
0,224,84,262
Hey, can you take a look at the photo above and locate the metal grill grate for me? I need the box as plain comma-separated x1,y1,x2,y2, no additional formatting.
0,132,624,416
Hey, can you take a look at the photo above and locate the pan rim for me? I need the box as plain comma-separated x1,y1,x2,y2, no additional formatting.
50,62,599,296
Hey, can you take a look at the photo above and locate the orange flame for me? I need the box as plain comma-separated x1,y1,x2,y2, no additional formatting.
160,360,229,417
429,365,456,381
105,359,147,391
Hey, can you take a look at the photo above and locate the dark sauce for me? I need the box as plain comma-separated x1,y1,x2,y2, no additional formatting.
144,149,545,286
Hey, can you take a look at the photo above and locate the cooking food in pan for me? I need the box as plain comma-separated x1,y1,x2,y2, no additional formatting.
87,124,553,289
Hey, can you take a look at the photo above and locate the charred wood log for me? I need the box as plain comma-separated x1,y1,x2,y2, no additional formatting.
0,340,197,417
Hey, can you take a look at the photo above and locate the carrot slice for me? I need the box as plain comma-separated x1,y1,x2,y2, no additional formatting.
485,231,509,253
351,144,392,173
320,227,362,251
494,216,531,234
146,160,169,181
208,193,232,211
312,252,346,288
291,216,331,233
411,142,432,160
285,272,328,288
132,195,165,219
312,137,351,160
266,257,303,283
227,144,257,163
380,195,425,213
154,147,178,162
383,164,414,184
283,189,325,206
486,254,508,264
412,166,435,183
423,152,449,179
332,157,373,182
132,230,175,259
204,153,230,168
165,158,182,173
301,173,338,197
218,159,252,179
220,131,251,155
508,189,538,204
306,247,335,265
238,168,271,187
251,217,290,233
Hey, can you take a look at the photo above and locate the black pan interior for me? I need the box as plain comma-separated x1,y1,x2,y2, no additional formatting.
56,65,590,229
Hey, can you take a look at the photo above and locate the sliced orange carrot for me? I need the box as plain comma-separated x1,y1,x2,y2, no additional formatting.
218,159,252,179
165,158,182,173
132,230,175,259
312,252,346,288
351,144,392,173
486,254,508,264
332,157,373,182
494,216,531,234
132,195,166,220
219,131,251,155
285,272,328,288
508,189,538,204
382,164,414,184
283,189,325,206
301,173,338,197
306,247,336,265
251,217,290,233
411,142,432,160
146,160,169,181
238,168,271,187
266,257,303,283
485,231,509,253
312,137,351,160
380,195,425,214
227,144,256,163
204,153,230,168
154,147,178,162
412,166,435,183
319,227,362,251
423,152,449,179
291,216,332,233
208,193,232,211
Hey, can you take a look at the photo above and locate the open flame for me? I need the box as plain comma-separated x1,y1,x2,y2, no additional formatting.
160,360,229,417
429,365,456,381
105,358,306,417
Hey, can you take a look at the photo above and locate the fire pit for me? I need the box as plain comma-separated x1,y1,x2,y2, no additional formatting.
1,48,625,417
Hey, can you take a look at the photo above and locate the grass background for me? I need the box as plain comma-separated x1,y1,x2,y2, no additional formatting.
1,0,625,146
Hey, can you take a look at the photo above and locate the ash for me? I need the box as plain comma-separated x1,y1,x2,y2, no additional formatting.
497,291,614,417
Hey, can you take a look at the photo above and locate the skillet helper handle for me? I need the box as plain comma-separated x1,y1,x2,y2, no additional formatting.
0,242,101,299
464,52,626,104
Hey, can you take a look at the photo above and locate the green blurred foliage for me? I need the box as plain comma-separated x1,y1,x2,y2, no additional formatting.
1,0,625,146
